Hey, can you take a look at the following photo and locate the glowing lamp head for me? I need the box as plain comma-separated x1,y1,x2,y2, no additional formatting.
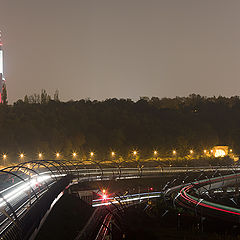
102,194,107,200
56,152,60,158
72,152,77,157
190,150,193,154
2,154,7,159
111,151,115,157
204,150,207,154
101,189,107,200
38,153,42,158
133,150,137,156
173,150,176,155
153,150,158,156
230,149,233,153
20,153,24,159
90,152,94,157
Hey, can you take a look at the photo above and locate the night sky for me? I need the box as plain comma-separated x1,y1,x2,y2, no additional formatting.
1,0,240,103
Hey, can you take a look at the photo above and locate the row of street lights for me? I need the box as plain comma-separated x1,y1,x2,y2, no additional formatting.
0,148,234,162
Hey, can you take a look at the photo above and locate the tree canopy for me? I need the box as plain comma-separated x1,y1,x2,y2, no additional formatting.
0,93,239,162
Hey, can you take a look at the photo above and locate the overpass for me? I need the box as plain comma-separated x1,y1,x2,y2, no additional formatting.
165,167,240,224
0,160,239,240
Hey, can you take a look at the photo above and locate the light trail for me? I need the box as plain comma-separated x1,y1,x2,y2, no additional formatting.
92,191,162,207
174,173,240,218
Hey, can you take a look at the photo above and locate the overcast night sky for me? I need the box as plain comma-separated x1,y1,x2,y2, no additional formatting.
1,0,240,103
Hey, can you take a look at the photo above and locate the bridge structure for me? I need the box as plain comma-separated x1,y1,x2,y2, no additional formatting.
0,159,239,240
165,166,240,224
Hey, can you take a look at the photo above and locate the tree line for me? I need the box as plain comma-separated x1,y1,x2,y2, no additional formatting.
1,92,240,162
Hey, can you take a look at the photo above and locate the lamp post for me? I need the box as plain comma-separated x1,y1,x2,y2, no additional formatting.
55,152,60,159
72,152,77,159
2,154,7,166
19,153,24,162
90,152,94,159
38,153,43,160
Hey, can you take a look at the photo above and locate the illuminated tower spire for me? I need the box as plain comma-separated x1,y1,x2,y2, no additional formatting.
0,30,3,75
0,30,6,103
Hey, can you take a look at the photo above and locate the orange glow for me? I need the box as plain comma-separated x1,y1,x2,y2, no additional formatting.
72,152,77,157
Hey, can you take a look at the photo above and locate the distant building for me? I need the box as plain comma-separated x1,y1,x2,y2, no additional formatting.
0,30,6,103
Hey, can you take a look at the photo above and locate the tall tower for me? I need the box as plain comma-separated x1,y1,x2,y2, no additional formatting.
0,30,6,103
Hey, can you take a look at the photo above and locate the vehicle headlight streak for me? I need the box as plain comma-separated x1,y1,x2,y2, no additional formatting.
0,175,51,208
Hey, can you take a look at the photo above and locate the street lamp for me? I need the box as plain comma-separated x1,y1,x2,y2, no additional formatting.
190,150,193,154
230,149,233,153
56,152,60,159
72,152,77,158
19,153,24,162
90,152,94,158
38,153,43,159
2,154,7,165
153,150,158,156
203,150,207,154
133,150,137,156
111,151,115,157
173,150,176,155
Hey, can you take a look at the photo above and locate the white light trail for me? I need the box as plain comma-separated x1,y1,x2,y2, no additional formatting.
92,192,162,207
0,175,51,208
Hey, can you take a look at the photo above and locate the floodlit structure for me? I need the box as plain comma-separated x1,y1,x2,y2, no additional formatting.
0,30,6,103
211,146,229,158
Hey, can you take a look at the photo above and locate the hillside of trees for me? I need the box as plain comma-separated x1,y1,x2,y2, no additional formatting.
1,92,240,161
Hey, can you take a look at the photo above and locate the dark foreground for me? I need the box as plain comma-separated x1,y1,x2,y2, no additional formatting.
36,177,240,240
